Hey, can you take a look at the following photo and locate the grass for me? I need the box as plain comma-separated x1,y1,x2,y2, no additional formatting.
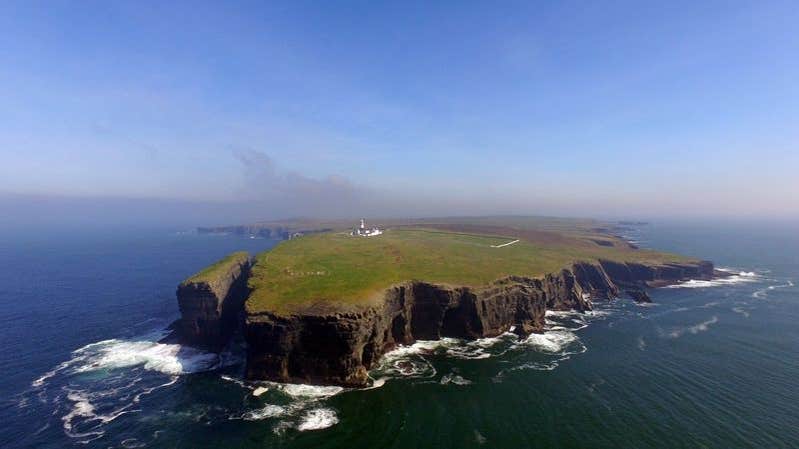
183,251,249,285
245,227,694,315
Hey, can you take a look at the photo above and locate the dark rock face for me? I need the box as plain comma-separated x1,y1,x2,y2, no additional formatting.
177,257,714,387
244,261,685,387
598,259,714,288
245,275,562,387
176,259,251,350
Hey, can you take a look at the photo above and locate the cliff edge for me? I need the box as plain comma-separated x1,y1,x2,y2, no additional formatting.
243,259,713,387
176,252,251,350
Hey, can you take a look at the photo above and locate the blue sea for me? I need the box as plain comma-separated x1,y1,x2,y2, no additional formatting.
0,221,797,448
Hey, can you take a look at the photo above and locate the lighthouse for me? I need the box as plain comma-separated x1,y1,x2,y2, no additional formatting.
351,218,383,237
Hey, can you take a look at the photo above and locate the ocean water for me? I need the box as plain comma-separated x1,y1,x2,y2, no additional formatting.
0,221,797,448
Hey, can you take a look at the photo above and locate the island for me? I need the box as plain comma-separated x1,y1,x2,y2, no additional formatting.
177,217,717,387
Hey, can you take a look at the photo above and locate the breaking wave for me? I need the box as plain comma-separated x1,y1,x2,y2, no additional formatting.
223,374,345,433
665,269,760,289
28,329,223,443
373,309,601,386
33,330,223,389
297,408,339,431
26,305,616,441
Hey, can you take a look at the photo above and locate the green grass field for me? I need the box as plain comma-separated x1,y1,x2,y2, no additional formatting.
183,251,249,285
245,226,693,315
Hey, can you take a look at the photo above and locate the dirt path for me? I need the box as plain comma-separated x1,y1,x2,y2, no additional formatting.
491,239,520,248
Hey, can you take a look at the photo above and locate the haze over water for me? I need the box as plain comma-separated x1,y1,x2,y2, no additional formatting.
0,220,796,448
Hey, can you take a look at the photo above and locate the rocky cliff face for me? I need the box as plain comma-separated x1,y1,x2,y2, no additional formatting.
243,260,714,387
173,255,713,386
176,258,251,350
598,259,714,288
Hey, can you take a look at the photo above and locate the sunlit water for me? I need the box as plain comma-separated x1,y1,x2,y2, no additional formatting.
0,222,797,448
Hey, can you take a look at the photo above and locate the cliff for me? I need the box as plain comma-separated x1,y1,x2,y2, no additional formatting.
197,224,333,240
176,252,251,350
242,259,713,387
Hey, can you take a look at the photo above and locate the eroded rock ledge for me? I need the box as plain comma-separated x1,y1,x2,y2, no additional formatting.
241,259,715,387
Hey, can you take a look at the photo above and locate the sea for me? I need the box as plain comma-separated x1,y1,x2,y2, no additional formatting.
0,220,797,448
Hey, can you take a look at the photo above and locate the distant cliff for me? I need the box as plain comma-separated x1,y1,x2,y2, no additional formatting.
197,224,332,240
241,259,714,387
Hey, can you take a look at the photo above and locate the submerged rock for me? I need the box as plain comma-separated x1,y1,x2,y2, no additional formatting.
626,289,652,303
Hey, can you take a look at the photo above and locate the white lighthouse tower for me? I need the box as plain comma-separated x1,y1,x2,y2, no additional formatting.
352,218,383,237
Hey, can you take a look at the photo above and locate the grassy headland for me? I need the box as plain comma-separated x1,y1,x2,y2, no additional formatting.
245,221,694,315
183,251,249,285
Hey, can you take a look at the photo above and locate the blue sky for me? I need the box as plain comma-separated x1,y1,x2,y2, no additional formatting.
1,1,797,223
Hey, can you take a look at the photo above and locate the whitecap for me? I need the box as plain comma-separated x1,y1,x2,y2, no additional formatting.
666,268,762,289
276,383,343,399
70,338,219,375
662,316,719,339
752,279,793,299
242,404,286,421
521,330,578,353
297,408,339,431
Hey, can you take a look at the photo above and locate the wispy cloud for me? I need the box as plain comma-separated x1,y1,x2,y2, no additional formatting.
231,148,378,217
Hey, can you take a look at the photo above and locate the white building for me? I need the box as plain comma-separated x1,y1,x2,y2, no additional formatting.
351,218,383,237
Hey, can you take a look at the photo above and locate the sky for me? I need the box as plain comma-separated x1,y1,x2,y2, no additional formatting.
1,0,797,227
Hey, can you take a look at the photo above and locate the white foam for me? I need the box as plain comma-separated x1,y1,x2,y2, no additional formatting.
276,383,343,399
69,338,219,375
61,390,136,440
242,404,286,421
665,268,762,289
297,408,339,431
521,330,578,353
30,329,224,442
752,279,793,299
663,316,719,338
545,310,582,318
62,391,96,431
732,307,751,318
32,360,71,387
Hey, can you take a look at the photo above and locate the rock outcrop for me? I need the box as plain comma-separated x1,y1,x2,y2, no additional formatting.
242,260,714,387
176,253,251,350
598,259,714,288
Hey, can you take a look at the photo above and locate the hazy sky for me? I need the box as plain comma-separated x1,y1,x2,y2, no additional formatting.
1,1,797,226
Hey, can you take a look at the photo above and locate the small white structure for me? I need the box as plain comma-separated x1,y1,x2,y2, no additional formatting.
351,218,383,237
